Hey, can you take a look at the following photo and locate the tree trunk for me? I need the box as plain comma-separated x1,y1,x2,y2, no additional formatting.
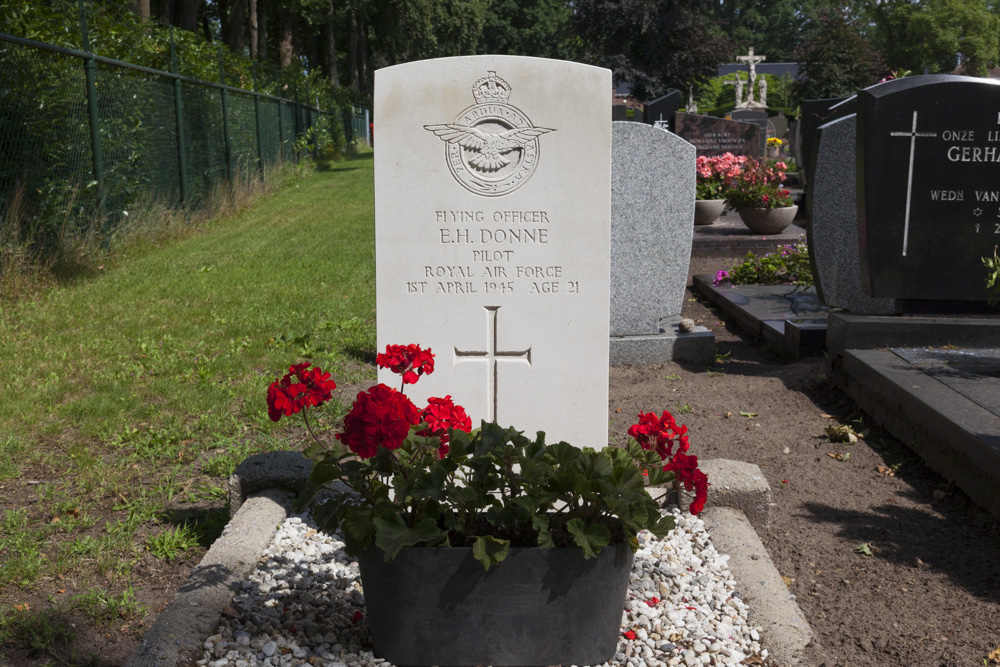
325,1,339,88
158,0,172,26
347,10,359,90
179,0,201,32
218,0,228,38
226,0,247,53
133,0,150,22
249,0,258,58
258,0,267,59
357,13,368,95
202,6,212,41
279,8,296,68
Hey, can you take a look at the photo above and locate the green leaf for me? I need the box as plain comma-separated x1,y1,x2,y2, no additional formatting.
471,535,510,570
566,518,611,559
855,542,873,556
646,513,677,539
373,512,445,560
337,505,377,556
532,514,554,548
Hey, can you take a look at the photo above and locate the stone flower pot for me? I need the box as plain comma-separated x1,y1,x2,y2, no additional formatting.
358,542,634,667
738,205,798,235
694,199,727,226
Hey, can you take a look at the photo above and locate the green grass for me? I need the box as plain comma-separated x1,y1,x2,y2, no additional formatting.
0,153,378,660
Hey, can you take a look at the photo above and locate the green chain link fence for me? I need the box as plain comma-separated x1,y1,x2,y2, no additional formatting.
0,14,369,247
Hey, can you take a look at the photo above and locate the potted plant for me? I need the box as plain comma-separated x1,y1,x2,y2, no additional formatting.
694,153,746,225
766,136,783,158
267,345,709,667
724,157,798,235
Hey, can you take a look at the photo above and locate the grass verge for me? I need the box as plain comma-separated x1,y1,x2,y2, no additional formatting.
0,152,376,665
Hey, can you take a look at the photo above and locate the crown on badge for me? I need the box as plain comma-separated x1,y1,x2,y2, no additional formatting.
472,71,511,104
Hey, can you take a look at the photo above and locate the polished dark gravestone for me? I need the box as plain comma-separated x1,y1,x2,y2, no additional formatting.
796,96,853,188
891,347,1000,418
644,90,682,130
674,112,762,157
730,109,770,156
857,74,1000,304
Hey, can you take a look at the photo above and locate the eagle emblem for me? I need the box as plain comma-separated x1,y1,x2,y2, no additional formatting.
424,71,555,197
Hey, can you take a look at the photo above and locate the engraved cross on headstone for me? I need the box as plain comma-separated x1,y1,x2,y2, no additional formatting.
454,306,531,423
889,110,937,257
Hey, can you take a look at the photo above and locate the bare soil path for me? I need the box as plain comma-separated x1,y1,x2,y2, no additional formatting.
607,255,1000,666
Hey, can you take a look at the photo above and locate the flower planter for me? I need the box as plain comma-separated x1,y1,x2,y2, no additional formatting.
694,198,726,226
358,542,634,667
738,205,798,235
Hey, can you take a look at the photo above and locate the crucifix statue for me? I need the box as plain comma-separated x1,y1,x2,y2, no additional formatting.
735,47,767,110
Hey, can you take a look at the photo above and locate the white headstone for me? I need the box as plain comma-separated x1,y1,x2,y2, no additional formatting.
374,56,612,448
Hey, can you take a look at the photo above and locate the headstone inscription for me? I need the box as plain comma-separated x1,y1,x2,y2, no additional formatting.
857,74,1000,302
374,57,612,448
609,122,712,365
644,90,682,130
808,113,895,314
674,112,762,157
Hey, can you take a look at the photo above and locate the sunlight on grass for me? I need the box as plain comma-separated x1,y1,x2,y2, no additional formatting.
0,153,377,615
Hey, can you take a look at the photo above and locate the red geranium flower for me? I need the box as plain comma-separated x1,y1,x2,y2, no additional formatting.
266,363,336,422
337,384,420,458
628,411,689,460
419,395,472,458
377,344,435,385
664,451,709,515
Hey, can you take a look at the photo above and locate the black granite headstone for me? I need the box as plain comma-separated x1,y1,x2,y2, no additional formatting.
674,112,762,157
798,96,854,187
644,90,682,130
857,74,1000,302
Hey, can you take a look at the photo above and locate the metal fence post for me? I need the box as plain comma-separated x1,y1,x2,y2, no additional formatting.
277,99,285,162
217,43,234,182
169,27,189,206
77,0,107,241
252,61,265,180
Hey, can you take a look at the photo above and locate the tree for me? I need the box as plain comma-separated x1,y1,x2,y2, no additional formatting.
793,5,884,100
476,0,578,60
705,0,827,62
861,0,1000,75
574,0,733,100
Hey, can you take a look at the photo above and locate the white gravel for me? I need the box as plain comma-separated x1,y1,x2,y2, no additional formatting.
196,509,768,667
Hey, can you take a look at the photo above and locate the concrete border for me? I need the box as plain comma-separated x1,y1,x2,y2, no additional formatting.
124,488,293,667
126,454,820,666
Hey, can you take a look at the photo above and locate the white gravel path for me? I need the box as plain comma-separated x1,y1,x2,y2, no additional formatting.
196,509,768,667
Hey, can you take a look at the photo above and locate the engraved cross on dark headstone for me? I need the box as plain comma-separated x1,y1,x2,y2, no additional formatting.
454,306,531,422
889,110,937,256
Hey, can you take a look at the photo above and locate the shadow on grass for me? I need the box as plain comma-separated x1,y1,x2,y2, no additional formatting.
344,345,377,365
160,507,229,548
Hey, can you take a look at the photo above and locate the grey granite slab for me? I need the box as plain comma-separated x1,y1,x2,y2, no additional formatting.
808,114,895,314
891,347,1000,417
610,122,695,336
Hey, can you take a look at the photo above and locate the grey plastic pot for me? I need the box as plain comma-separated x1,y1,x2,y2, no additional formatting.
358,541,634,667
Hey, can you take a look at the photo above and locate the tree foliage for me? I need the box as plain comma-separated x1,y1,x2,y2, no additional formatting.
476,0,579,60
860,0,1000,76
573,0,733,100
705,0,827,63
793,5,885,100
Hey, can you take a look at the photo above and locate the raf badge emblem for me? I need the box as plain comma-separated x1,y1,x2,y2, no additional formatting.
425,71,555,197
